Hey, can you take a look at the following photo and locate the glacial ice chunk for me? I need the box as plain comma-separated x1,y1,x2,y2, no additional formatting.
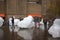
17,16,34,28
0,17,4,27
48,19,60,38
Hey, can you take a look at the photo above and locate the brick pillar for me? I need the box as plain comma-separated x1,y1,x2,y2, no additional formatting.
0,0,5,13
7,0,17,15
42,0,50,15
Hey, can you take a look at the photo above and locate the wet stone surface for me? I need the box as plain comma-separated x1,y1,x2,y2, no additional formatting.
0,25,60,40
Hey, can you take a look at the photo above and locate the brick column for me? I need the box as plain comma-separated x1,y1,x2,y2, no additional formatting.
42,0,50,15
7,0,17,15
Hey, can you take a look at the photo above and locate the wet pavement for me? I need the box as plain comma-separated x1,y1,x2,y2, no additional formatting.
0,25,60,40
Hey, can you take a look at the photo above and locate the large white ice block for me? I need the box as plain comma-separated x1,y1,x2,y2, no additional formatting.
0,17,4,27
48,19,60,38
17,16,34,28
14,19,20,25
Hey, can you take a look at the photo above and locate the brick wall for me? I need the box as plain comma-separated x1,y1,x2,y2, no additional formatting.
0,1,5,13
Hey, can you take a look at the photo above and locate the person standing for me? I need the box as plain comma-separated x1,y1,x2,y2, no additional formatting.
43,16,48,30
34,16,41,28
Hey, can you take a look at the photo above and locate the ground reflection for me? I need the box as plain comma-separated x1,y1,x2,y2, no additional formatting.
0,25,60,40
